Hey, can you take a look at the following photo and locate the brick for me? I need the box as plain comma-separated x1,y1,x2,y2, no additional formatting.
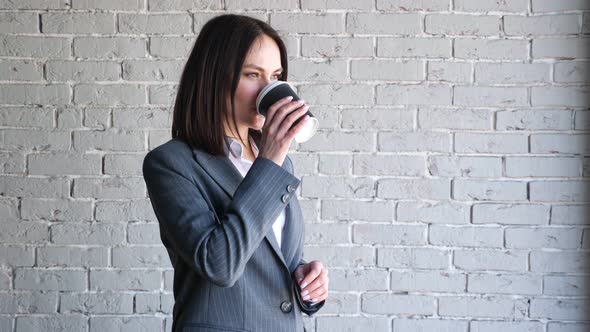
397,201,470,224
430,225,503,248
377,0,448,11
455,132,528,153
455,86,528,107
454,179,527,201
0,84,70,105
544,275,590,296
505,156,580,177
112,246,171,268
118,13,191,34
427,61,472,82
28,152,102,175
530,181,589,202
1,129,70,151
426,14,501,36
46,60,120,82
37,246,108,267
533,38,590,58
470,320,543,332
122,60,183,82
439,296,528,318
317,317,389,332
378,37,451,58
321,199,393,221
530,298,590,320
298,84,373,106
304,223,349,244
551,205,590,225
506,227,582,249
454,249,528,271
89,316,162,332
379,131,451,152
419,108,490,130
0,176,69,198
362,293,436,315
531,134,590,154
21,198,92,222
74,37,147,59
532,0,590,12
390,270,465,292
0,12,38,33
289,59,348,82
0,107,53,128
353,224,426,245
377,84,452,105
15,315,87,332
455,38,528,60
532,86,590,107
394,319,469,332
468,273,542,295
496,110,573,130
74,84,146,106
0,35,70,57
51,223,125,245
555,61,590,82
42,13,115,34
505,14,581,35
475,63,550,83
74,0,144,10
15,268,86,291
530,251,589,272
329,268,388,291
342,108,414,130
473,203,549,225
351,59,424,80
60,292,133,314
301,0,371,10
378,178,450,200
455,0,528,12
90,269,161,291
0,0,68,9
298,131,374,152
378,247,450,269
302,36,374,57
353,154,424,176
347,13,421,34
148,0,221,10
304,246,374,267
427,155,501,177
149,36,194,58
272,13,344,34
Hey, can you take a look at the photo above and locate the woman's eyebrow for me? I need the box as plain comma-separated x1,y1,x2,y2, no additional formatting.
243,64,283,72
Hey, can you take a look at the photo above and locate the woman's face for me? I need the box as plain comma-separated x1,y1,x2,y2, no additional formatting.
226,34,283,135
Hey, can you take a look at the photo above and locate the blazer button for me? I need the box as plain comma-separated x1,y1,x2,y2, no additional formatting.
280,301,293,313
281,194,289,203
286,184,295,192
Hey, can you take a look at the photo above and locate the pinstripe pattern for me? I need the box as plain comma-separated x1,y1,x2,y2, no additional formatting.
142,133,324,332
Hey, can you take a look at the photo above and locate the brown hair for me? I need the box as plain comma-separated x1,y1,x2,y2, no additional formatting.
171,14,289,157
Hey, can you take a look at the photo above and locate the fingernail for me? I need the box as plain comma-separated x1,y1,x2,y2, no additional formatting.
302,294,310,300
300,281,307,288
286,96,293,100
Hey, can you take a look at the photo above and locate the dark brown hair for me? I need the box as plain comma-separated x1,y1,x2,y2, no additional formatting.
171,14,289,157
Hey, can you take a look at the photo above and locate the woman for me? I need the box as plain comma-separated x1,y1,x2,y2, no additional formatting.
142,14,329,332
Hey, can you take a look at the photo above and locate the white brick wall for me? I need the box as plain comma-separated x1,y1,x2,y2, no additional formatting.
0,0,589,331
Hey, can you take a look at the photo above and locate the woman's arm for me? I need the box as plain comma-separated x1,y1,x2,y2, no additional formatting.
143,148,300,288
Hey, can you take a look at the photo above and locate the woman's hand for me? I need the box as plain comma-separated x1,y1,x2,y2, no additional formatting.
293,260,329,304
257,96,310,167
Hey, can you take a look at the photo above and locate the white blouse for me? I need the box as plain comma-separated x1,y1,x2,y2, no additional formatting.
223,135,286,249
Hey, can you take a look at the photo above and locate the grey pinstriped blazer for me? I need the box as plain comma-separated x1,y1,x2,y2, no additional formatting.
142,132,324,332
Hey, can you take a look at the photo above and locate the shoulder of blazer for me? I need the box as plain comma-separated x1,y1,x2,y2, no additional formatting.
142,137,195,178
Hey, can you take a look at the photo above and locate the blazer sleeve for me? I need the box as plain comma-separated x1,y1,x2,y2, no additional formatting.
142,149,301,288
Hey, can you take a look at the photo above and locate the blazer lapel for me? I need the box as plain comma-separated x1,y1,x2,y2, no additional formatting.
190,131,293,271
